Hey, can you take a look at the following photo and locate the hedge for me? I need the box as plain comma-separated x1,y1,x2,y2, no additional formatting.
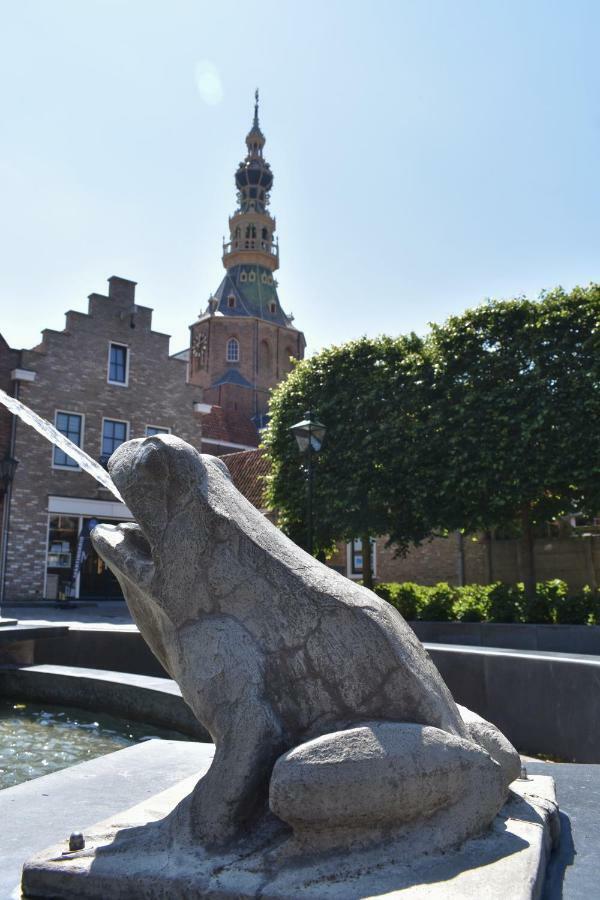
371,580,600,625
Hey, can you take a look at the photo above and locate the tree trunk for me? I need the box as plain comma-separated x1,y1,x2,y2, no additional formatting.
456,531,465,586
519,508,536,599
361,534,373,590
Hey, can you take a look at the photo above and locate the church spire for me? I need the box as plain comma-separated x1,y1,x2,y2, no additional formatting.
222,91,278,273
253,88,260,129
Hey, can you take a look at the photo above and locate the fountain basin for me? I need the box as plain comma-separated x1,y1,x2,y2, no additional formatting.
0,698,191,790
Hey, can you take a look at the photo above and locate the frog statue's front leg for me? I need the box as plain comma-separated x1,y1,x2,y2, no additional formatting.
166,614,285,847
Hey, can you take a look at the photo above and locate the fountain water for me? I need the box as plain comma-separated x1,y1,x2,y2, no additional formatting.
0,388,123,502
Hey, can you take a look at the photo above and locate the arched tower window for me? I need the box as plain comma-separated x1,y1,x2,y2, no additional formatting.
226,337,240,363
261,227,269,241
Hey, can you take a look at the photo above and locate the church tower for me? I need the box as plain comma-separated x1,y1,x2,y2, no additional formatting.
189,92,306,456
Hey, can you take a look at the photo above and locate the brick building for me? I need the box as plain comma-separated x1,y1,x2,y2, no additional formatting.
0,97,307,604
188,91,305,455
0,276,203,603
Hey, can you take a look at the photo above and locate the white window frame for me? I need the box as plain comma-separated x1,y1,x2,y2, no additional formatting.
52,410,85,471
346,538,377,581
101,417,129,458
226,337,240,363
107,341,130,387
145,424,171,436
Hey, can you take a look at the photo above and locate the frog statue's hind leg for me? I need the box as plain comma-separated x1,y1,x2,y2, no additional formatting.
269,716,520,856
166,614,286,848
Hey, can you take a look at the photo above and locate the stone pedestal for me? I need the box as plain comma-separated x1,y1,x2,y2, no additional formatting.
22,774,558,899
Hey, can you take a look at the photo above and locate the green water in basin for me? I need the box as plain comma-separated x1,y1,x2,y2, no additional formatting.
0,699,191,790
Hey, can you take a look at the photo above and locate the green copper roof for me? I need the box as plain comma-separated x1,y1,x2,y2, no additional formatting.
211,265,294,326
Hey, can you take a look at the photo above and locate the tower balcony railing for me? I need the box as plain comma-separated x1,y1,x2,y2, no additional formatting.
222,239,279,257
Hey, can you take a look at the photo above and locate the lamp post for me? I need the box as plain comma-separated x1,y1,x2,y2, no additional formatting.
290,412,326,556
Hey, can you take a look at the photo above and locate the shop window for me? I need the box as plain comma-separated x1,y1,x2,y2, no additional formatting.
46,514,125,601
102,419,128,460
46,515,78,599
53,411,83,468
226,337,240,363
108,343,129,385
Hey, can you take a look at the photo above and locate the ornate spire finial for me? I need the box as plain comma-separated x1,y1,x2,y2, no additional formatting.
254,88,259,128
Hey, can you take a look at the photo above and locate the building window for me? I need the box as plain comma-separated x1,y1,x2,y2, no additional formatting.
145,425,170,436
53,411,83,469
226,337,240,363
248,271,256,282
102,419,128,459
228,295,236,309
347,538,377,580
108,343,129,385
240,271,247,282
270,302,276,314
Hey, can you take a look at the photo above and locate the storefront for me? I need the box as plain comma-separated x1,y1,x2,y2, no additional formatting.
45,496,134,601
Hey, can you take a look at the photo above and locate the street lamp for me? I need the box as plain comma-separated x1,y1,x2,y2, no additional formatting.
290,412,326,555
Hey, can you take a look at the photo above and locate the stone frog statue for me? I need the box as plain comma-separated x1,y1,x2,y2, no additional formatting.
92,434,521,853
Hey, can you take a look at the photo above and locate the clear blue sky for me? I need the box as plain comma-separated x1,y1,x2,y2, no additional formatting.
1,0,599,356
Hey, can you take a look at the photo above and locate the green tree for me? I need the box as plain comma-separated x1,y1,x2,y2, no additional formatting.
426,285,600,596
263,335,433,588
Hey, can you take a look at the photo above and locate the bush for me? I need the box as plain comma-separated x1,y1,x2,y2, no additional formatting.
371,579,600,625
373,582,424,620
485,582,523,623
554,586,595,625
453,584,490,622
417,582,457,621
522,579,567,624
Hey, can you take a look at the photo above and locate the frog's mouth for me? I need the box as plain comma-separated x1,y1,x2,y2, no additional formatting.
91,521,155,589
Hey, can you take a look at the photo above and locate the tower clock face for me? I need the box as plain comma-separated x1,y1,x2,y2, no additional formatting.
192,331,209,368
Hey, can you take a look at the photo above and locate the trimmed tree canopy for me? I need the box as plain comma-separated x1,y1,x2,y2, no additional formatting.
264,285,600,594
263,335,434,581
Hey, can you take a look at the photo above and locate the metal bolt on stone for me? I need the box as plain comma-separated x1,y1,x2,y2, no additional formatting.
68,833,85,852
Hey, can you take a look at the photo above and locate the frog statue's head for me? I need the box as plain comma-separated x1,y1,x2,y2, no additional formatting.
90,434,239,623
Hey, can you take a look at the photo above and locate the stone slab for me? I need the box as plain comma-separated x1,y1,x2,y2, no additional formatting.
527,761,600,900
0,624,69,645
426,643,600,763
21,774,558,899
0,738,213,900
